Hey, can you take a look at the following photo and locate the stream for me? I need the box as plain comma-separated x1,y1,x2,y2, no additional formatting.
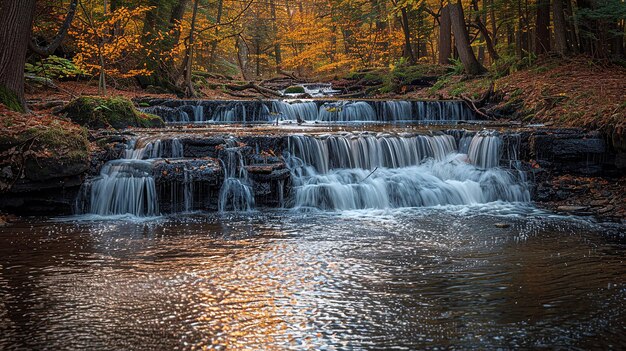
0,209,624,350
0,99,623,350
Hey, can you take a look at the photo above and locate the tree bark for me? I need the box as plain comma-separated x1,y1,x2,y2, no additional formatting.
439,4,452,64
400,7,415,64
183,0,200,97
0,0,37,111
563,0,579,53
553,0,569,55
449,1,484,75
209,0,224,68
269,0,282,72
471,0,500,61
534,0,550,55
29,0,78,57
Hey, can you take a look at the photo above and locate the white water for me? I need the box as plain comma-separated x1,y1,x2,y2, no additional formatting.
217,145,255,212
77,127,527,216
468,131,503,169
143,100,475,124
86,159,159,216
286,133,529,211
77,137,186,216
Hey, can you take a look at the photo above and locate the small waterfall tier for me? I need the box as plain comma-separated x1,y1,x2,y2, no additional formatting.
76,138,168,216
286,131,530,211
76,129,529,216
140,99,476,124
77,136,222,216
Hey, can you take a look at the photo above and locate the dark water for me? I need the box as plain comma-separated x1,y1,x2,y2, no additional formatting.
0,206,624,350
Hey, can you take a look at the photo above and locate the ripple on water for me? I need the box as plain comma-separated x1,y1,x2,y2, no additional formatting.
0,210,624,350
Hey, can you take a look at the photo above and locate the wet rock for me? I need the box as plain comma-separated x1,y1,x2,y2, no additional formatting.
153,158,223,213
598,206,615,214
557,205,589,212
494,223,511,228
181,137,226,158
245,163,285,174
153,158,222,183
590,199,609,206
529,131,607,175
1,166,13,179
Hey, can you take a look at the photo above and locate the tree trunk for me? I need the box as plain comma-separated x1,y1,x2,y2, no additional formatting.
553,0,569,55
0,0,37,111
489,0,497,47
534,0,550,55
449,1,484,75
209,0,223,69
563,0,579,53
471,0,500,61
400,7,415,64
439,4,452,64
183,0,199,97
610,21,625,59
269,0,282,72
29,0,78,56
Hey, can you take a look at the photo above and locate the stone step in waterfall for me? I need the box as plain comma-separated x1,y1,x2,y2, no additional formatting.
139,99,477,124
76,130,529,216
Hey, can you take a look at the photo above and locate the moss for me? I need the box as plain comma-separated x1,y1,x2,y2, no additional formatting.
429,76,450,93
449,83,467,97
138,112,165,128
284,86,306,94
0,85,24,113
0,115,91,182
60,96,164,129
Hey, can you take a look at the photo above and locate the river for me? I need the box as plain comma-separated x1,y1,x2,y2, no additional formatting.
0,207,623,350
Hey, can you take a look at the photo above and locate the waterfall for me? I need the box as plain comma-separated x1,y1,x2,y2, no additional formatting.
286,133,529,211
77,137,187,216
86,159,159,216
271,100,318,122
143,99,476,124
288,133,456,173
318,101,377,122
172,138,184,158
468,131,503,169
382,101,413,121
218,145,255,212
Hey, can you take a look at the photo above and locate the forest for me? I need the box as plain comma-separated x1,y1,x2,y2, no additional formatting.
1,0,625,110
0,1,626,349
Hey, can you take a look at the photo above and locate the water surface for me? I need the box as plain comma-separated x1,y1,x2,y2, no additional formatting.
0,208,624,350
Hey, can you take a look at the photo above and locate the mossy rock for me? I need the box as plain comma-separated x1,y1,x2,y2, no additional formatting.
284,86,306,94
1,118,91,182
60,96,165,129
0,84,24,113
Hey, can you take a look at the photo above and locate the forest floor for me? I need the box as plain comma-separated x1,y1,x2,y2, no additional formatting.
380,56,626,132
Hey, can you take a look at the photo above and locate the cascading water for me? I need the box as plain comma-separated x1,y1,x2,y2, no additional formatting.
77,137,187,216
271,101,319,122
142,99,476,124
285,132,529,211
317,101,378,122
217,142,255,212
468,131,503,169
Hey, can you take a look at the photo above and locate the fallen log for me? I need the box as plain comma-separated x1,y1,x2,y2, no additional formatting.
225,82,283,97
